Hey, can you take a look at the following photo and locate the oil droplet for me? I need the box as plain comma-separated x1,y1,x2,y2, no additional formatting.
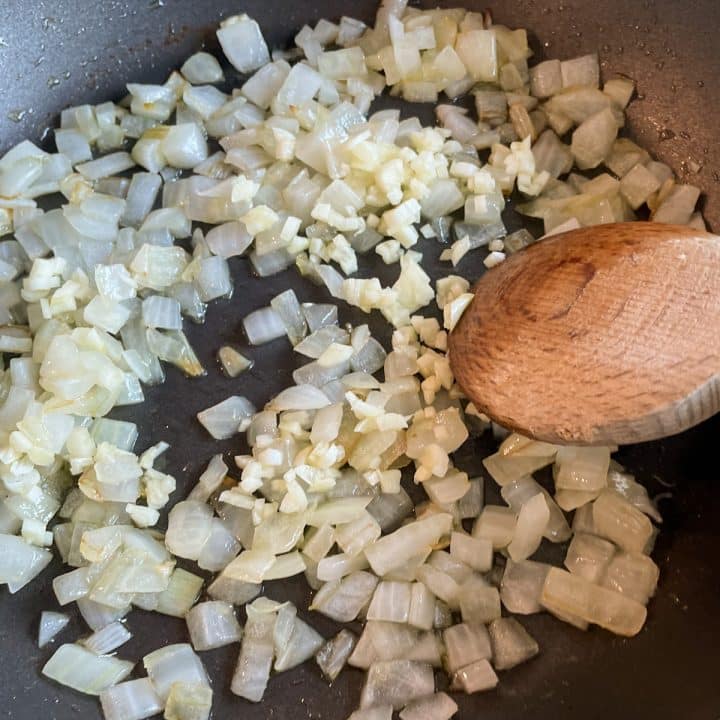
544,41,552,48
47,76,60,88
7,109,27,123
659,128,676,141
617,46,624,55
0,37,8,48
697,80,705,88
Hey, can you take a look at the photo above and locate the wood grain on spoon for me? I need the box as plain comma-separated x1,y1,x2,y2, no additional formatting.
448,222,720,446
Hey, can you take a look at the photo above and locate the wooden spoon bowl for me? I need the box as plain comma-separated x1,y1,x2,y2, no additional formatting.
448,222,720,445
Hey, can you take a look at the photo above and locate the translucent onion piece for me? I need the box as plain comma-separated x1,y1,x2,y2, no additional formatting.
455,659,499,694
243,306,287,345
449,532,492,573
217,15,270,73
77,598,130,632
488,617,539,670
472,506,517,549
100,678,163,720
231,599,277,702
165,501,213,560
181,52,224,84
0,533,53,592
38,611,70,648
364,513,452,577
197,395,256,440
399,692,458,720
301,303,338,332
197,518,241,572
459,578,501,625
601,552,659,605
541,567,647,636
218,346,253,378
360,660,435,710
155,568,204,618
408,582,435,631
507,492,551,561
207,569,261,603
269,384,332,411
271,289,307,345
500,559,551,615
83,621,132,655
206,222,253,258
187,601,243,651
501,477,571,543
309,571,378,623
42,643,134,696
564,532,616,583
274,614,324,672
349,707,393,720
555,446,611,492
366,580,412,623
164,682,213,720
443,622,492,673
592,490,654,554
315,629,357,682
143,643,209,703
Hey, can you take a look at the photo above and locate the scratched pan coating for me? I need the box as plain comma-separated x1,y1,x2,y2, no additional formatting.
1,1,719,719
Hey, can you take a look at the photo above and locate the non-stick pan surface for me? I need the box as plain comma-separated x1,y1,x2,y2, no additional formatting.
1,2,719,719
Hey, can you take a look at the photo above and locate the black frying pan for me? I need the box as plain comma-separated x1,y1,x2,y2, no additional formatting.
1,1,719,718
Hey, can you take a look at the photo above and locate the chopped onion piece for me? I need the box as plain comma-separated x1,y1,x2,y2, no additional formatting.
564,532,616,583
310,571,378,623
488,617,539,670
100,678,163,720
349,707,393,720
143,644,209,703
83,621,132,655
231,598,277,702
315,629,357,682
243,306,287,345
500,559,551,615
507,492,550,561
366,580,412,623
601,551,659,605
365,513,453,577
38,611,70,648
399,692,458,720
443,623,492,673
360,660,435,710
164,682,212,720
541,567,647,636
187,601,243,651
217,15,271,73
42,643,133,695
455,659,499,694
155,568,204,618
592,490,654,554
181,52,224,83
197,396,256,440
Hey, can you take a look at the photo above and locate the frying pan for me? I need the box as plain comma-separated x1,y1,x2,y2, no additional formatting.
1,1,719,718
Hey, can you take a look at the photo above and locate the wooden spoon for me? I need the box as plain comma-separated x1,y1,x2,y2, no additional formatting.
448,222,720,446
